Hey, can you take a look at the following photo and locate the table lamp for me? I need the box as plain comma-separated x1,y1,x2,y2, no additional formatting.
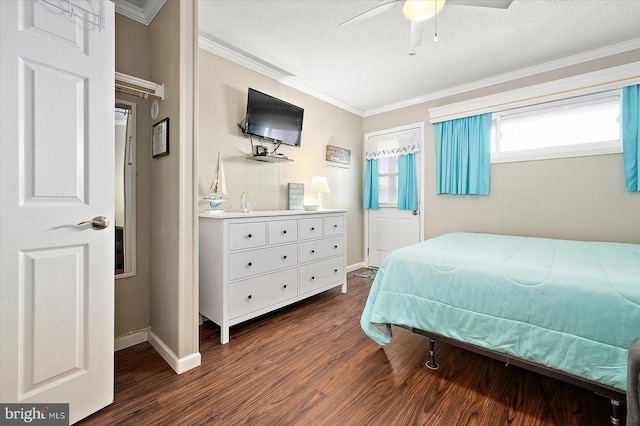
308,176,330,209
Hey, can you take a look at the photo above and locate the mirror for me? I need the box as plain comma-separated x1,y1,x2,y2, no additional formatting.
115,101,136,278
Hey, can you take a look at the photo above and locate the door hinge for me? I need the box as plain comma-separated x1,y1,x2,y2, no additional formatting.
367,247,369,255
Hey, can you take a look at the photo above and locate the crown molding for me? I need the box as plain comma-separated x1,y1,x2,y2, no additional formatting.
363,37,640,117
198,32,640,119
114,0,166,26
198,35,364,117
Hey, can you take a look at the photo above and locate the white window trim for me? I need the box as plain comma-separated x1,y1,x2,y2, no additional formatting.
490,90,622,164
491,141,622,164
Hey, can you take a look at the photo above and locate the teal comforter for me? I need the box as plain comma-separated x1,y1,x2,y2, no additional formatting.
361,232,640,391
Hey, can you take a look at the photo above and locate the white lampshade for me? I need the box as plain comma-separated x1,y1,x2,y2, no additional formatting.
308,176,330,209
403,0,445,21
309,176,330,194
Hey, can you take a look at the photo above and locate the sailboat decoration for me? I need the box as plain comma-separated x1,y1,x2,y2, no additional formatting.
204,151,228,210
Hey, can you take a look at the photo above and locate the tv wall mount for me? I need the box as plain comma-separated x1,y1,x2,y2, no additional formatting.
237,119,292,162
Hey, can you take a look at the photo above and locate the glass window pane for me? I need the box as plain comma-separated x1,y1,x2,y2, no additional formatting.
379,157,398,174
378,174,398,204
498,96,620,153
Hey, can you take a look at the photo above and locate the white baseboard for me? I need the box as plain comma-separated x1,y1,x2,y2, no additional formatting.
114,328,149,352
347,262,365,273
148,330,201,374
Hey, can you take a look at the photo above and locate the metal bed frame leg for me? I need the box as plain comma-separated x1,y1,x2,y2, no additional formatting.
425,338,439,370
610,399,621,426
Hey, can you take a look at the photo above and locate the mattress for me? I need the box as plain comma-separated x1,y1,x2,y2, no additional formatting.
360,232,640,391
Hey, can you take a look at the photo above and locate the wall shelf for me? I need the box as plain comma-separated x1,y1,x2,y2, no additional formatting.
246,155,293,163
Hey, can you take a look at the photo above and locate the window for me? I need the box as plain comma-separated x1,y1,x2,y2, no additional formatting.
491,90,622,163
378,157,398,205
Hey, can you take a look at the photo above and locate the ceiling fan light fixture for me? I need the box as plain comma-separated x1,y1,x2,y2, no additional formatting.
403,0,446,21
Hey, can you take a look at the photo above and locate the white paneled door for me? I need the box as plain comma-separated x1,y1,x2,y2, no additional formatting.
0,0,115,423
364,124,424,268
367,208,420,267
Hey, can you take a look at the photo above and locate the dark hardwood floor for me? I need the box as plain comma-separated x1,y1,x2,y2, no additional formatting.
81,270,612,425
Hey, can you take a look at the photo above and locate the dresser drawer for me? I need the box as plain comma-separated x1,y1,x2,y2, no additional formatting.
229,243,298,281
229,222,266,251
299,217,323,240
324,215,344,236
298,236,345,264
229,268,298,319
268,219,298,245
299,256,345,295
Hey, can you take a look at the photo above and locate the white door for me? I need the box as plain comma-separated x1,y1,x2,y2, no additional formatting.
368,208,420,267
1,0,115,423
365,124,423,267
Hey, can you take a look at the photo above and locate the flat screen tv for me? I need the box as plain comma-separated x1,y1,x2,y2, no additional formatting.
245,88,304,147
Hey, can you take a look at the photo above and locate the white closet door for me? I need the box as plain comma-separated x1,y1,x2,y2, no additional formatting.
0,0,115,423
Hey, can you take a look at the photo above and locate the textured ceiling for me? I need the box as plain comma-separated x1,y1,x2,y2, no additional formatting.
198,0,640,115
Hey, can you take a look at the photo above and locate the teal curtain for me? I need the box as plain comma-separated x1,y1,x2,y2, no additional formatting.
363,159,379,209
435,113,492,195
397,153,418,210
623,85,640,192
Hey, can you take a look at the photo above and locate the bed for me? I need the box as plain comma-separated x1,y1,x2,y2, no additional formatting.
361,232,640,423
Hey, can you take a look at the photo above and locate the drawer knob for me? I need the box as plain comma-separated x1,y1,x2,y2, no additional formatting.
311,276,315,280
248,262,253,267
334,269,338,273
283,255,287,260
334,224,338,228
248,233,252,238
283,284,287,289
311,250,315,254
283,230,287,234
311,227,315,231
248,295,252,300
334,245,338,249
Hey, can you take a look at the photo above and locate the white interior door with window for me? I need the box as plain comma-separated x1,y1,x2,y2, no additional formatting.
0,0,115,423
365,124,424,268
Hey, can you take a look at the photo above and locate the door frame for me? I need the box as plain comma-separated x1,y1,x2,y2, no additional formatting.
363,122,425,267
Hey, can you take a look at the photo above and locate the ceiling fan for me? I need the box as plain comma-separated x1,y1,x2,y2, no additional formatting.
340,0,514,53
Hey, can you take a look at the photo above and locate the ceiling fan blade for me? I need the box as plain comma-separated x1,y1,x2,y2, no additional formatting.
339,0,401,27
446,0,513,9
409,19,427,52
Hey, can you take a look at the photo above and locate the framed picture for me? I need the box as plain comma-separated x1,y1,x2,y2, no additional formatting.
326,145,351,165
152,118,169,158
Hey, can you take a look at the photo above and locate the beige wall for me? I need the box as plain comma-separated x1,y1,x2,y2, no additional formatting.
148,0,199,360
114,2,198,363
364,51,640,245
114,14,151,338
198,50,364,266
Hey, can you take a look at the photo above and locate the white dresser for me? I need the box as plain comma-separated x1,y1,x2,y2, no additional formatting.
199,209,347,343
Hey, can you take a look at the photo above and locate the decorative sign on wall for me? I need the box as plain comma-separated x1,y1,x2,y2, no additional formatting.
287,183,304,210
326,145,351,165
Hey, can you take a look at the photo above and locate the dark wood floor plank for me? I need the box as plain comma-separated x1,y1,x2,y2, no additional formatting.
81,271,612,425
